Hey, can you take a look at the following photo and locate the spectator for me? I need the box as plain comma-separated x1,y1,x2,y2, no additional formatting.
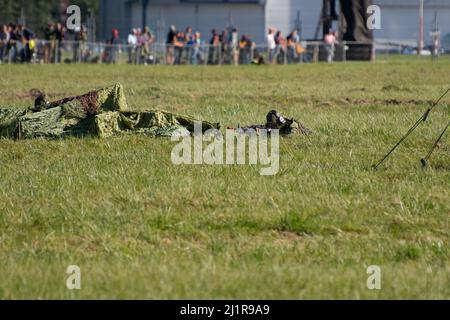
108,28,120,64
0,25,9,64
267,28,276,64
15,24,36,63
127,29,138,64
6,24,17,63
14,25,24,62
22,25,36,63
185,26,195,64
230,28,239,66
174,31,185,64
239,35,253,64
286,29,299,64
1,22,340,66
111,28,119,44
54,23,65,63
275,31,286,64
208,29,220,65
73,26,88,63
135,27,142,57
139,27,154,65
191,32,203,65
220,30,228,64
43,22,56,63
324,29,337,63
166,25,177,65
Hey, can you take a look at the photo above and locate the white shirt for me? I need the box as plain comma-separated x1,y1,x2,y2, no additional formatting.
267,34,276,50
128,34,137,46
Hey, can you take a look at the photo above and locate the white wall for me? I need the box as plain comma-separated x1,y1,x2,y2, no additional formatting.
372,0,450,42
131,3,266,43
374,7,450,43
123,0,450,44
265,0,322,40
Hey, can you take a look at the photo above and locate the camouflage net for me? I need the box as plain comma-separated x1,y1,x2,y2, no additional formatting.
0,108,27,138
0,84,309,140
0,84,220,140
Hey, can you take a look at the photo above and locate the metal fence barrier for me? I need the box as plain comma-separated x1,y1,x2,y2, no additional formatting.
0,39,445,65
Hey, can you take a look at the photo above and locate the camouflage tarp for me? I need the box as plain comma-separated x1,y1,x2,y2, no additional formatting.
0,84,220,139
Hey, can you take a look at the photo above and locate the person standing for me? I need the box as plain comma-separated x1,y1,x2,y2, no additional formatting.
239,34,252,65
324,30,337,63
166,25,176,65
22,25,35,63
43,23,55,63
54,23,65,63
0,25,10,64
275,31,286,64
16,25,26,62
127,29,138,64
191,32,202,65
81,26,88,62
139,27,154,64
220,30,228,64
174,31,185,65
74,26,87,63
108,28,120,64
7,24,19,63
208,29,220,65
267,28,276,64
230,28,239,66
286,29,299,64
185,27,195,64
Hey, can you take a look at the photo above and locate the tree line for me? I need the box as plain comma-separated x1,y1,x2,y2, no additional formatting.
0,0,98,37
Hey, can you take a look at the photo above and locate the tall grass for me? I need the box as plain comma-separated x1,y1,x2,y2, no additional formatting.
0,59,448,299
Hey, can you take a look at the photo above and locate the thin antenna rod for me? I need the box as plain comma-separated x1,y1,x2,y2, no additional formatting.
373,87,450,169
421,121,450,167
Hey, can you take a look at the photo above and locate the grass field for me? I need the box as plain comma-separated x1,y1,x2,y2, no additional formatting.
0,59,449,299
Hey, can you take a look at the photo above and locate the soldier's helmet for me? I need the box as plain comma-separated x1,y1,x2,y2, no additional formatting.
266,110,289,129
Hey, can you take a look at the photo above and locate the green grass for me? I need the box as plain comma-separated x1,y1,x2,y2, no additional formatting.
0,58,449,299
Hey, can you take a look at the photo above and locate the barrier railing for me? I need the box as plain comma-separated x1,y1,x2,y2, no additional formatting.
0,39,444,65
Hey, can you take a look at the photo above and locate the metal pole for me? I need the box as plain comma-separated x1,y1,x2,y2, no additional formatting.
343,41,346,62
296,10,302,40
323,0,330,40
142,0,149,30
418,0,424,55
